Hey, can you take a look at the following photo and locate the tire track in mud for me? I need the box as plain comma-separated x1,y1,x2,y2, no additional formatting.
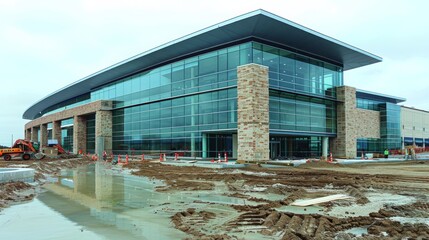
128,162,429,239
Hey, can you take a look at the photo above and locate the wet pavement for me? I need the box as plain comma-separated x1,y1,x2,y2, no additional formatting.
0,163,188,239
0,162,263,239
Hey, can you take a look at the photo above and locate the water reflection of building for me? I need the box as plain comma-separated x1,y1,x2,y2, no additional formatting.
42,163,184,239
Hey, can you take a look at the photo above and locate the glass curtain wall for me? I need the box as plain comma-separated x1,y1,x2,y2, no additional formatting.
112,88,237,156
86,114,96,153
91,43,252,108
61,118,73,152
88,41,343,156
380,103,401,150
357,102,401,154
269,90,336,134
252,42,343,99
94,43,252,156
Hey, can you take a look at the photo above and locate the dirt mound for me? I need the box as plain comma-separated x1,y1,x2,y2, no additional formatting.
171,208,231,240
386,202,429,218
226,209,429,239
345,186,369,204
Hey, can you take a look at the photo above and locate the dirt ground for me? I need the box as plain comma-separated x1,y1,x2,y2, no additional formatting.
1,158,429,239
127,160,429,239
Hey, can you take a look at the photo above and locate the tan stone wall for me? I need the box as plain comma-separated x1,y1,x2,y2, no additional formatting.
95,110,112,155
332,86,381,158
52,121,62,144
24,100,112,154
40,124,48,146
73,115,87,154
25,100,112,129
25,129,31,141
237,63,269,162
30,126,39,142
354,109,380,138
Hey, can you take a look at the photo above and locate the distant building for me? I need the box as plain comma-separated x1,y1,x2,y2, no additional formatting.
23,10,417,160
401,106,429,148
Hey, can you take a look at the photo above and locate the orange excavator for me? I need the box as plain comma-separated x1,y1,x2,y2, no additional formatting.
0,139,65,161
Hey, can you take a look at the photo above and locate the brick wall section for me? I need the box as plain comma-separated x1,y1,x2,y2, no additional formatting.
95,110,112,155
30,126,39,142
52,121,62,144
73,115,87,154
24,100,112,129
237,63,269,162
332,86,380,158
354,109,380,138
25,129,31,141
40,124,48,146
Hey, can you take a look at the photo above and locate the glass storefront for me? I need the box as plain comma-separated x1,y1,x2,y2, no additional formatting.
269,136,322,159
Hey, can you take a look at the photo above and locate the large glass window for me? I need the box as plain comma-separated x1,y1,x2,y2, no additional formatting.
269,90,336,134
91,43,251,109
86,114,96,154
252,42,343,99
112,88,237,156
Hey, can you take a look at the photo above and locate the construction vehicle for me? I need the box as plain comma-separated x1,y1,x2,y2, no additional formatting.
0,139,65,161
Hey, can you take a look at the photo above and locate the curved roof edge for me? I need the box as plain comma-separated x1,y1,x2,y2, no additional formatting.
24,9,382,120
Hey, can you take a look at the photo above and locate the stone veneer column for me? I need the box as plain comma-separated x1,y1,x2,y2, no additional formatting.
25,129,31,141
52,121,62,144
30,127,38,142
40,124,48,147
332,86,356,158
95,110,112,157
73,115,87,154
237,63,269,162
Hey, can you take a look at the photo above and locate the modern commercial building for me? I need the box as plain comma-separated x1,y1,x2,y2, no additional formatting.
23,10,417,160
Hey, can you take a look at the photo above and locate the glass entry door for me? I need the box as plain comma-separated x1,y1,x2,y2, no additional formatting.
270,141,280,159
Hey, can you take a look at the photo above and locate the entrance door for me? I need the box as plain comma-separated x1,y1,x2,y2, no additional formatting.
270,141,280,160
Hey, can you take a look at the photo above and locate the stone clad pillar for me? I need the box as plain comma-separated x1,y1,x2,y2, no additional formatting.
30,127,39,142
52,121,62,144
237,63,269,162
40,124,48,147
73,115,87,154
95,110,112,157
25,129,31,141
332,86,356,158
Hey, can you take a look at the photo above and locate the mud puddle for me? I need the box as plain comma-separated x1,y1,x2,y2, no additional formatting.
1,162,266,239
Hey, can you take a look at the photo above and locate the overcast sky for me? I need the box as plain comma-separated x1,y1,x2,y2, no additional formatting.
0,0,428,146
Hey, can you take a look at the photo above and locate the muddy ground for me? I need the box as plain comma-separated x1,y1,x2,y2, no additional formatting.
126,160,429,239
0,156,94,210
1,157,429,239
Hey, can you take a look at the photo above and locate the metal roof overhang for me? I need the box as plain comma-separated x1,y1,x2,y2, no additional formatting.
356,89,406,104
23,9,382,120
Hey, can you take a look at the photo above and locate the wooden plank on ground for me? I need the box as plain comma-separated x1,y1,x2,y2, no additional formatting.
291,194,352,207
